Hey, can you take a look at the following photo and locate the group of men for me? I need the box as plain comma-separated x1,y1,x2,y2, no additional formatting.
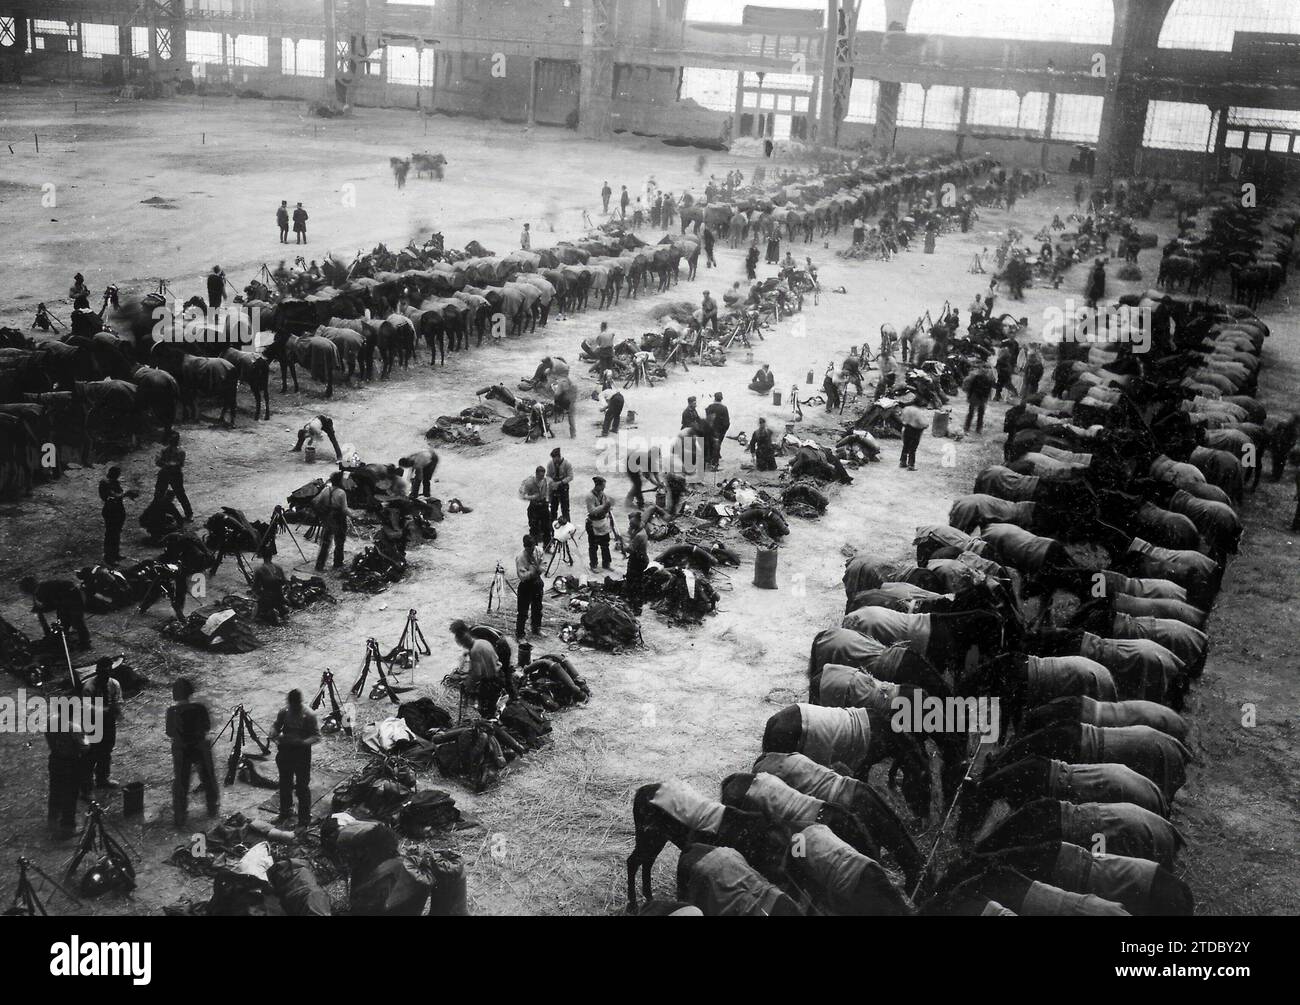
46,668,317,837
600,178,681,230
680,393,730,471
19,425,205,657
274,200,310,244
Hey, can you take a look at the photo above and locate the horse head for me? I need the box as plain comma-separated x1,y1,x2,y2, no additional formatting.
885,732,933,823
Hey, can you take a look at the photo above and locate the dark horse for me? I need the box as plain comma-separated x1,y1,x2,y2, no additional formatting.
625,781,775,910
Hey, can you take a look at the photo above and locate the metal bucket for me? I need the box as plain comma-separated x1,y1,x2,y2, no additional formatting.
931,410,951,438
123,781,144,818
304,444,317,463
753,548,779,589
772,390,782,406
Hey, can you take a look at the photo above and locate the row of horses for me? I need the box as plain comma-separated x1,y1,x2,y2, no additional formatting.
677,153,996,246
623,237,1290,914
1157,187,1298,307
0,151,1008,499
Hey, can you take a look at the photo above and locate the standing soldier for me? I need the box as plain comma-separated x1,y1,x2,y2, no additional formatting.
269,689,320,829
166,678,220,827
313,470,350,572
700,291,719,335
899,397,928,470
519,465,552,546
82,657,123,791
995,339,1018,402
585,477,614,571
520,222,531,250
292,202,309,244
206,265,226,311
705,391,730,470
99,465,137,566
749,416,777,471
547,447,574,525
46,704,90,838
619,185,630,218
625,511,648,612
599,380,625,437
963,364,994,435
514,534,545,639
702,224,717,268
251,550,289,625
276,200,290,243
154,430,193,522
601,181,612,214
1021,344,1045,399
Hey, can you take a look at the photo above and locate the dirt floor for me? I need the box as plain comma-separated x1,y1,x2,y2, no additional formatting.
0,84,1296,916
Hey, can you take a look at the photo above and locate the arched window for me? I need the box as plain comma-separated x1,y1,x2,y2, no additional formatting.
1159,0,1300,50
908,0,1112,45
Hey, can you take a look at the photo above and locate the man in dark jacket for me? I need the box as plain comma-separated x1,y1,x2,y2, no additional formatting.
681,395,705,437
514,534,545,639
252,551,289,625
1085,258,1106,307
292,202,308,244
963,365,995,434
519,465,552,545
702,226,716,268
995,340,1017,401
270,689,320,828
625,512,649,612
705,392,730,469
166,677,220,826
82,657,124,790
206,266,225,311
314,471,349,572
99,466,137,565
46,706,90,837
749,363,775,394
1021,345,1045,398
701,291,719,334
154,430,193,521
276,201,290,243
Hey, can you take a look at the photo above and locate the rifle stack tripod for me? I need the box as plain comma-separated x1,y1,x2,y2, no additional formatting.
312,669,352,735
7,857,81,917
213,703,272,786
64,801,137,891
350,609,428,704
